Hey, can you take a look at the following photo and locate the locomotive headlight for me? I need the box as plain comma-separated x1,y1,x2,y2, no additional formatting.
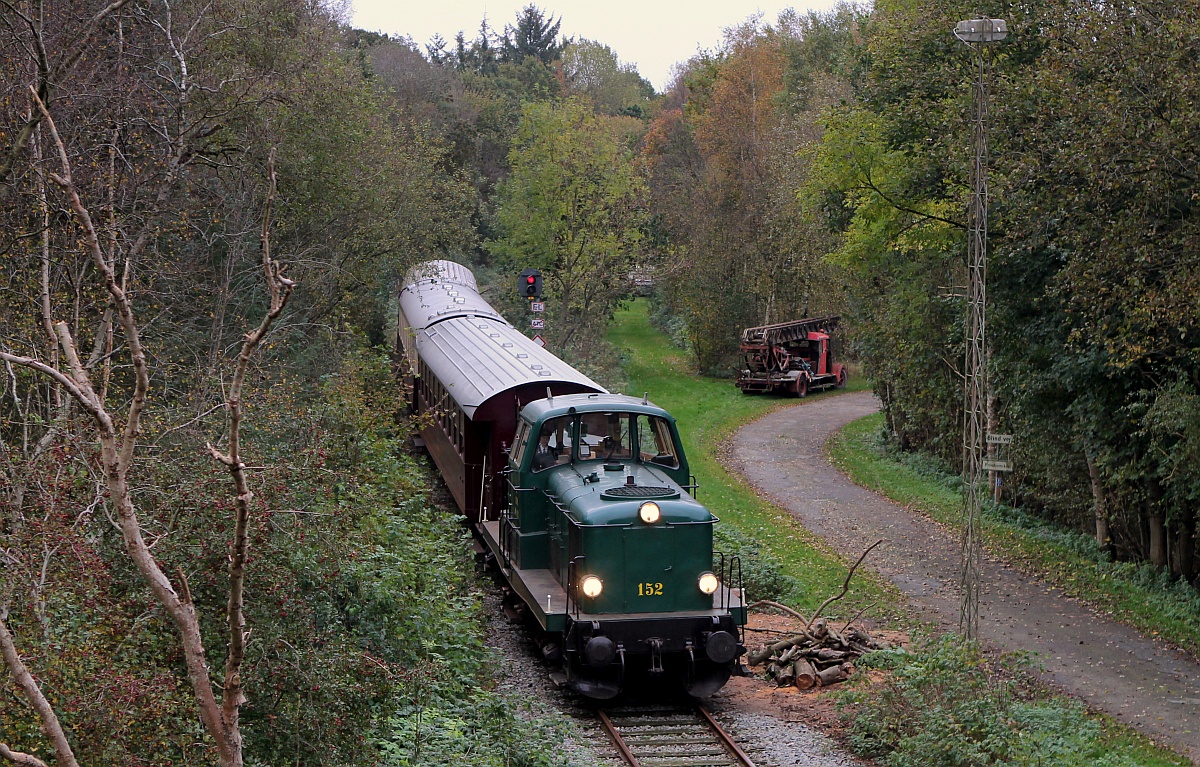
581,575,604,598
698,572,720,595
638,501,661,524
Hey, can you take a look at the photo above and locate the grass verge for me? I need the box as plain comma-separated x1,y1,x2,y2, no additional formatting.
608,300,905,626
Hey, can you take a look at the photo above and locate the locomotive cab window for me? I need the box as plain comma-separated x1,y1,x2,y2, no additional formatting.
531,416,573,472
578,412,631,460
638,415,679,469
510,420,531,466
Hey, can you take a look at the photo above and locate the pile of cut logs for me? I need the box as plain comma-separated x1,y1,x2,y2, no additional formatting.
747,617,886,690
745,539,889,689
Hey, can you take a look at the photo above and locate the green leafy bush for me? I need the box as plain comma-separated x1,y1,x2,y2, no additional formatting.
714,525,800,602
839,635,1147,766
377,688,573,767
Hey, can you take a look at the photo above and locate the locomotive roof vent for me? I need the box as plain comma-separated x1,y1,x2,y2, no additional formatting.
601,485,679,501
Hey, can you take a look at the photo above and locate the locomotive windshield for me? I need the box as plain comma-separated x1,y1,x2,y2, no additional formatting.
529,411,679,471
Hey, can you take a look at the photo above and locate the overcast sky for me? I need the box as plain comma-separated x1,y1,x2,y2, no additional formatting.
347,1,849,92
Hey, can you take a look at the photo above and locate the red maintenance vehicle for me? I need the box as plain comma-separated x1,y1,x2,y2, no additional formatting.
735,316,847,397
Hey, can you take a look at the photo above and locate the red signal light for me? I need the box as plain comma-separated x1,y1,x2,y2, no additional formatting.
518,268,542,299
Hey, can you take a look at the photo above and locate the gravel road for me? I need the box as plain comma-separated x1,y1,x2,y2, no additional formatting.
730,390,1200,763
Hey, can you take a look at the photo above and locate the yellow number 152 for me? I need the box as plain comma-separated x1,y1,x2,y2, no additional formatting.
638,582,663,596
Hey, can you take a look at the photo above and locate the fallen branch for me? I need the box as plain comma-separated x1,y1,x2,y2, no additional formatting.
748,599,810,628
746,539,889,690
806,539,884,628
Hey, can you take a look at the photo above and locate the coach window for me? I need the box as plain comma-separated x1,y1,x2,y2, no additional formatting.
451,406,462,454
531,416,572,472
638,415,679,469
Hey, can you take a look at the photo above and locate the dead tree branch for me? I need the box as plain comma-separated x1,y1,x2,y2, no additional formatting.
748,599,810,628
206,147,293,760
807,539,885,627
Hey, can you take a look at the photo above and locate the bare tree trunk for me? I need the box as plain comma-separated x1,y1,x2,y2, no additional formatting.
1148,515,1167,568
1145,477,1167,569
1084,450,1109,551
207,149,293,764
0,615,79,767
1174,515,1195,582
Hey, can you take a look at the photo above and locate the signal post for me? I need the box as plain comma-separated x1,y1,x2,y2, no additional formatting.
518,268,546,347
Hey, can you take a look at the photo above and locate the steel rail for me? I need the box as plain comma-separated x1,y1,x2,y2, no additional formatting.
695,703,757,767
596,702,756,767
597,708,643,766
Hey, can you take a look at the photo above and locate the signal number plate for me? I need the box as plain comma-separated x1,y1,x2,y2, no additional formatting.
637,582,664,597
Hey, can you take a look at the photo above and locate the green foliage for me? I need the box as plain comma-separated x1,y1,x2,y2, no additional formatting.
377,689,572,767
488,97,647,358
499,5,567,65
561,39,655,116
840,635,1175,767
713,525,800,603
805,0,1200,572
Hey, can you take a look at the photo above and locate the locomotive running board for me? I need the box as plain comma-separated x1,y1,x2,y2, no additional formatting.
478,520,569,633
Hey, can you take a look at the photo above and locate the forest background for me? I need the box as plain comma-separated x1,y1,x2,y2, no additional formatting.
2,0,1199,764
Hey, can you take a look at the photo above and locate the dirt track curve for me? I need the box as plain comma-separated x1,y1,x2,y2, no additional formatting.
730,390,1200,763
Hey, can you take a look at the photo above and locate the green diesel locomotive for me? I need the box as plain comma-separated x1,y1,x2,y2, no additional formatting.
398,261,746,699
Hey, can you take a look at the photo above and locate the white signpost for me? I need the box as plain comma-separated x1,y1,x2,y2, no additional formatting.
531,318,545,329
532,334,545,347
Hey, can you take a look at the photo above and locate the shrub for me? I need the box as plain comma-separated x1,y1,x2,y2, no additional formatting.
714,525,800,602
838,634,1146,766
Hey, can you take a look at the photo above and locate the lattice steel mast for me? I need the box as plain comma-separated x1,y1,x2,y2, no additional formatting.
954,17,1006,639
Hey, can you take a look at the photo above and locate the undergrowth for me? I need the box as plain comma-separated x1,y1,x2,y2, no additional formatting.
838,636,1186,767
713,524,800,603
312,348,578,767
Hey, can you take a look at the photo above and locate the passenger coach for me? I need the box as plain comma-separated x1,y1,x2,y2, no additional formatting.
397,260,603,518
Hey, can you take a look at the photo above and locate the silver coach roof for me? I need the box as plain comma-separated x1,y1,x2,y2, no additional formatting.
416,316,605,418
404,259,478,290
400,260,505,330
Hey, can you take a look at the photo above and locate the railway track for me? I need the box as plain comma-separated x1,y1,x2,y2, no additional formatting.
596,702,757,767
